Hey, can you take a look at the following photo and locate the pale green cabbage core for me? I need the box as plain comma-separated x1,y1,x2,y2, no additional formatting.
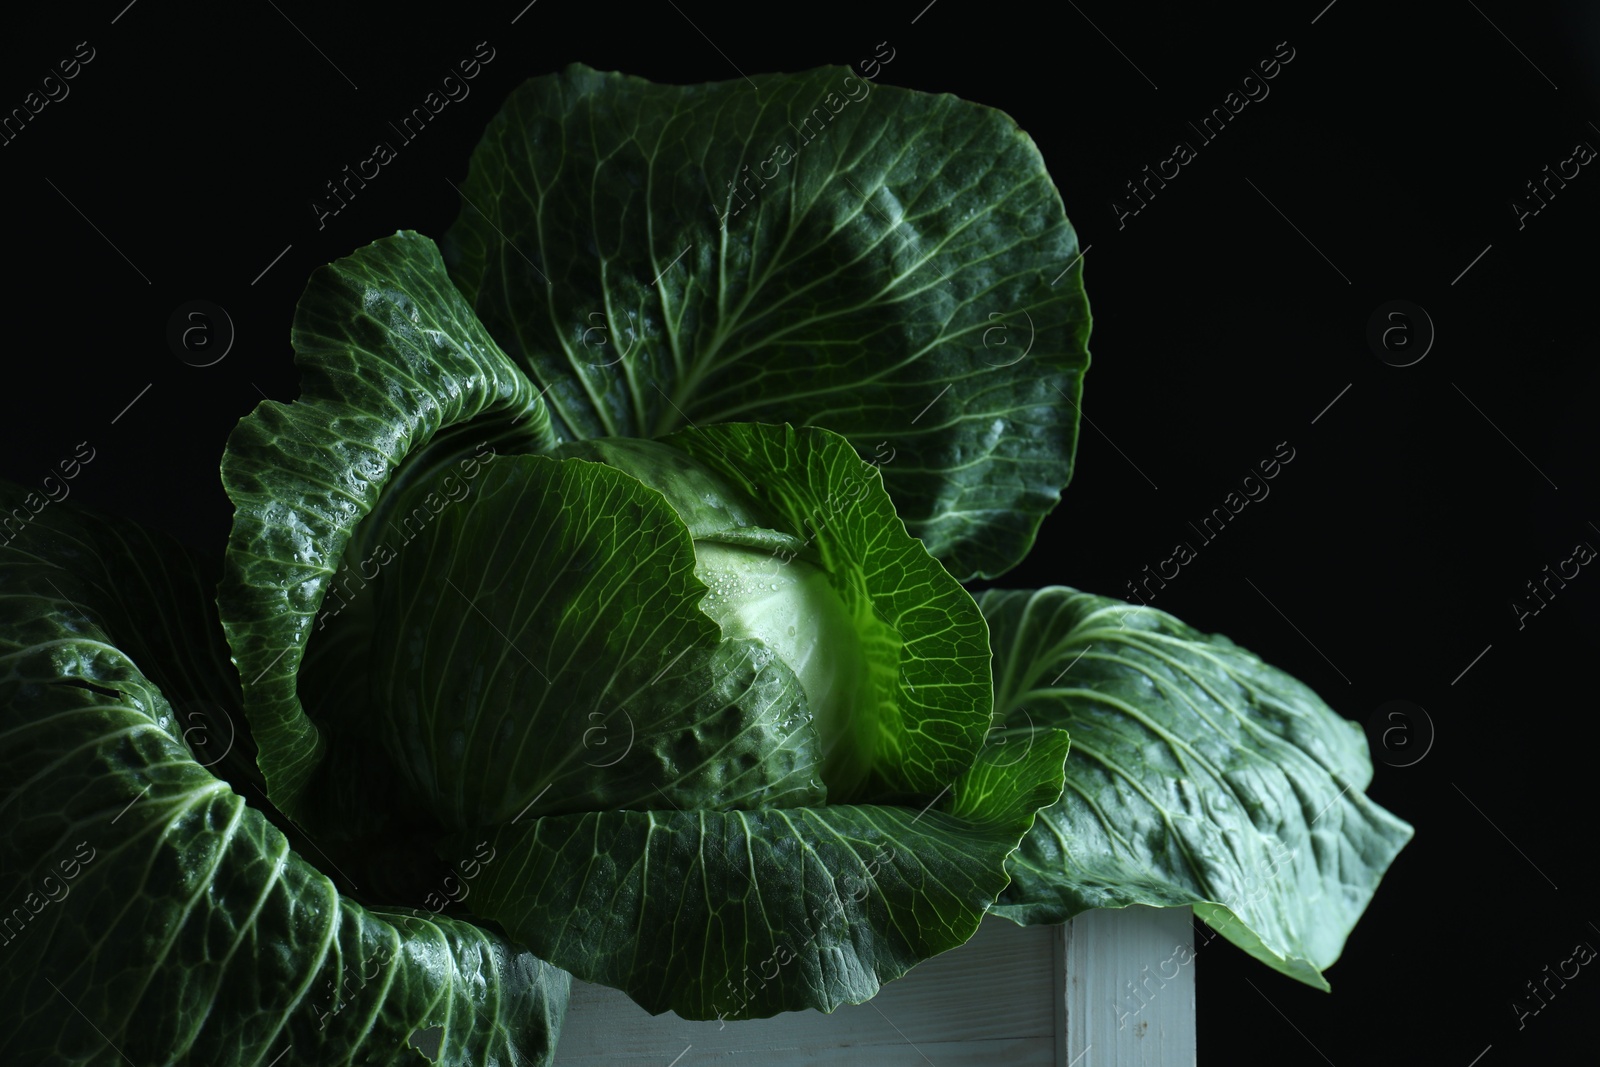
692,540,874,796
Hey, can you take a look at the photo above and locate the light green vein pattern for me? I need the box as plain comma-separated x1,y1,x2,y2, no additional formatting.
665,422,992,800
979,587,1414,990
458,729,1070,1020
444,64,1092,581
366,451,825,829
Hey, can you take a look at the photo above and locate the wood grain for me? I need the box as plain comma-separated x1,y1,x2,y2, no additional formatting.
1065,906,1196,1066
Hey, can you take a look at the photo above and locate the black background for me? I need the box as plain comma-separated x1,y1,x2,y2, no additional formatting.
3,1,1596,1063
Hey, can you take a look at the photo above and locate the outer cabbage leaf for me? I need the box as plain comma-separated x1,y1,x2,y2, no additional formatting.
979,587,1413,990
219,231,557,822
444,64,1091,580
454,730,1070,1020
0,483,568,1066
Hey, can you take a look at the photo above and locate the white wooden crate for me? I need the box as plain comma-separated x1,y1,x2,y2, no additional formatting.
554,906,1196,1066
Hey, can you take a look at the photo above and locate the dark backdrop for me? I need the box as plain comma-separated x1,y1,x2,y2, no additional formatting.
3,1,1594,1063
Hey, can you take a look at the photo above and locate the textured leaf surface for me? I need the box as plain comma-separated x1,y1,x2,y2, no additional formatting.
458,730,1069,1020
367,451,825,828
346,424,1049,1021
665,422,992,800
444,64,1091,580
979,587,1413,989
0,483,568,1066
219,231,556,821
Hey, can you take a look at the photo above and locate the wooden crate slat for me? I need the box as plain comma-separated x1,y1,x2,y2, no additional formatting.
554,907,1195,1065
